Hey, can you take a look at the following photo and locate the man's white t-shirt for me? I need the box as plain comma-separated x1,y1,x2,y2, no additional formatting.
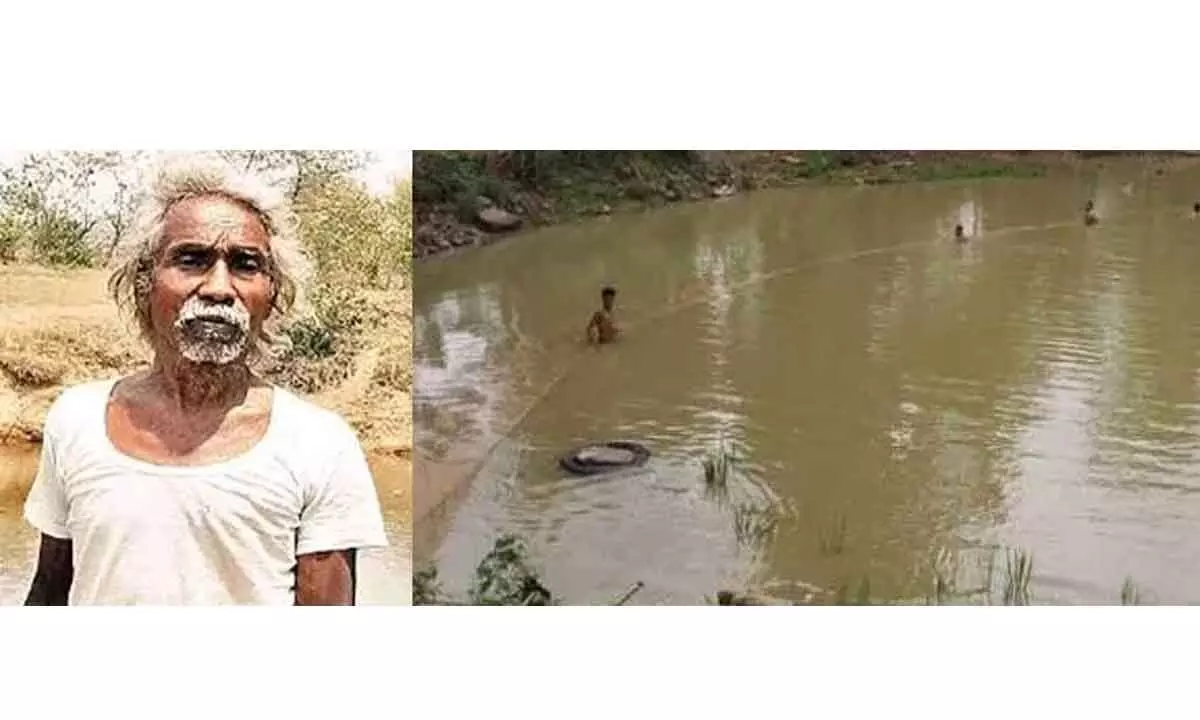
23,379,390,605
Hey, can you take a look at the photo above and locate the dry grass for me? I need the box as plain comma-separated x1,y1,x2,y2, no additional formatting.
0,352,66,388
0,266,145,443
0,325,142,388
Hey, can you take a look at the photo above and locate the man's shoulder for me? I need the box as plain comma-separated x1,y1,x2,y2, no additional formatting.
38,377,119,450
269,386,360,446
45,378,118,423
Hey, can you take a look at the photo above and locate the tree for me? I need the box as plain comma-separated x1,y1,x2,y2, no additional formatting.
217,150,370,202
0,151,149,266
295,173,405,289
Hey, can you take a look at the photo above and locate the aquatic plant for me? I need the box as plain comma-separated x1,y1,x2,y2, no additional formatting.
697,439,786,553
1120,577,1140,606
818,514,849,556
928,547,959,605
733,503,780,549
701,440,735,498
832,577,874,606
422,532,1154,606
413,566,448,606
468,533,555,606
1002,549,1034,606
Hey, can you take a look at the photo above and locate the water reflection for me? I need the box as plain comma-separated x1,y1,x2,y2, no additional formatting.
415,159,1200,604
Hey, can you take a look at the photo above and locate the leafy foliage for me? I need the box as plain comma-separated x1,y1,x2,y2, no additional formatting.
414,534,555,606
295,174,410,290
468,534,554,605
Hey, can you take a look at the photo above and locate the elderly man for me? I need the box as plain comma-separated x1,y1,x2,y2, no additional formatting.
21,155,388,605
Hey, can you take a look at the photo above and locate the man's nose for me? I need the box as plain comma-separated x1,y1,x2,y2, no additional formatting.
197,260,236,303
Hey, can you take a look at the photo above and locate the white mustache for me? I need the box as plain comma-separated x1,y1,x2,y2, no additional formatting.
176,296,250,330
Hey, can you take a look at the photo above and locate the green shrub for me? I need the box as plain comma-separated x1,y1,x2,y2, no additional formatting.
0,214,23,262
412,152,488,204
28,212,95,268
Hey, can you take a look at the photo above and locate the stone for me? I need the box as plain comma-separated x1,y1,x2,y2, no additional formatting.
476,206,523,233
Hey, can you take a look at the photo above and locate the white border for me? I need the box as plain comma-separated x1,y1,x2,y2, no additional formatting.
3,3,1199,150
0,607,1195,718
3,1,1199,718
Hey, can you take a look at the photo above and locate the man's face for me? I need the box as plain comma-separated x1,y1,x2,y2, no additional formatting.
147,195,275,365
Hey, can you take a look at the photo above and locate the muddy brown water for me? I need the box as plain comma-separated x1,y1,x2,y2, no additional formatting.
0,449,412,605
414,158,1200,605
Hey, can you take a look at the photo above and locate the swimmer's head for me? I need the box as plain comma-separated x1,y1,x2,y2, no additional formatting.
601,285,616,310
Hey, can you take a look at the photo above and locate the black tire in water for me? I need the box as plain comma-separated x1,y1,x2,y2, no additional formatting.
559,441,651,476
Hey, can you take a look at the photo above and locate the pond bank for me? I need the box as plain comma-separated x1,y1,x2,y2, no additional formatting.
412,150,1198,261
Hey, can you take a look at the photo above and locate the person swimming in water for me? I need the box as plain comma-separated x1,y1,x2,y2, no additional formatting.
1192,201,1199,216
587,285,620,345
1085,200,1099,226
954,223,967,243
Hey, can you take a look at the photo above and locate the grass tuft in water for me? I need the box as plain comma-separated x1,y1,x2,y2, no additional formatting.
733,504,780,549
702,440,735,500
818,514,848,556
832,577,874,605
1002,549,1034,605
928,547,959,605
1120,577,1140,606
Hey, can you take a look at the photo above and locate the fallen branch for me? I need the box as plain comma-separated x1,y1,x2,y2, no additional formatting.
611,581,645,606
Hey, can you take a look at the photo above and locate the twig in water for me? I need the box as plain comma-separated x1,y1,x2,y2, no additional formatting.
611,581,645,606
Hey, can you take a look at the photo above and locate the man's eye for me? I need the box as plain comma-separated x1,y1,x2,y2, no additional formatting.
232,254,264,272
177,251,208,267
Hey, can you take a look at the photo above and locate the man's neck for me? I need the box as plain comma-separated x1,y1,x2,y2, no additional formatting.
151,352,254,414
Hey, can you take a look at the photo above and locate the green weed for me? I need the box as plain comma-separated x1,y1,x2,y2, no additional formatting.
1120,577,1140,606
818,514,849,556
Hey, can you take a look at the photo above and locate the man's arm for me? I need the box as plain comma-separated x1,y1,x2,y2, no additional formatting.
294,420,387,606
24,534,73,606
295,549,357,606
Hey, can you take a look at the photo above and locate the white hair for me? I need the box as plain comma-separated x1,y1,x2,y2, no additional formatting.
107,154,313,362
